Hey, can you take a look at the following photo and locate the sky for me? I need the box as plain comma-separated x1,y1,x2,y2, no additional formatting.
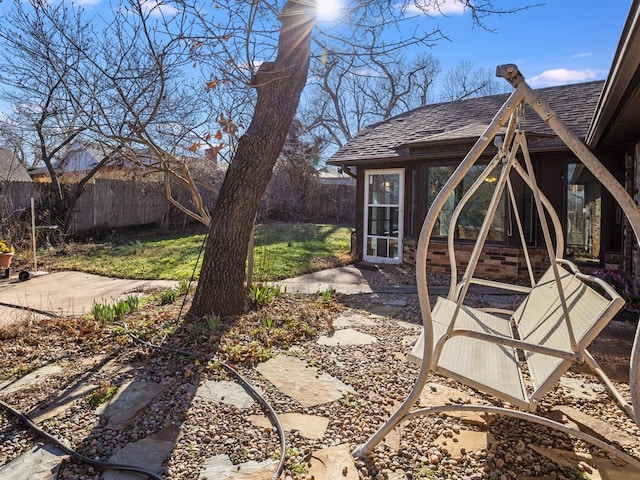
415,0,632,91
0,0,633,140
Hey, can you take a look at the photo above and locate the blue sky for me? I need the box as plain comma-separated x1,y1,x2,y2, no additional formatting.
417,0,632,89
0,0,632,128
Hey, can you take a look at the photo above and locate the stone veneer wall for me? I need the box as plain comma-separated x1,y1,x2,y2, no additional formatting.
403,238,549,283
403,238,626,284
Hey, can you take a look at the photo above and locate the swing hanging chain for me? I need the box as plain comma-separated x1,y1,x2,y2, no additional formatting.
516,103,526,131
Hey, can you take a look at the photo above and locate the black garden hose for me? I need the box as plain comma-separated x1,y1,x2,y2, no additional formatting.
0,398,164,480
123,327,287,480
0,230,287,480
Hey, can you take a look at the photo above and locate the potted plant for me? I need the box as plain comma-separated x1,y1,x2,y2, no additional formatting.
0,240,15,269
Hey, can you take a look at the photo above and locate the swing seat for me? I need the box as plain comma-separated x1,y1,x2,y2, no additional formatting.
353,65,640,464
408,260,625,411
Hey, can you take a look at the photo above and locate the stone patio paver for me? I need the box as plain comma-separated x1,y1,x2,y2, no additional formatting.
196,380,258,409
552,405,640,448
0,444,65,479
368,305,402,316
435,429,494,457
248,412,329,439
30,383,98,423
199,454,277,479
419,382,494,427
333,313,378,328
98,381,167,430
103,426,181,480
317,327,377,346
0,364,64,394
558,376,605,401
529,445,640,480
308,444,358,480
255,355,354,407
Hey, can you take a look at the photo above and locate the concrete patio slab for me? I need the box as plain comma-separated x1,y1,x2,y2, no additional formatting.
0,271,177,316
0,304,49,326
255,355,354,407
277,264,374,294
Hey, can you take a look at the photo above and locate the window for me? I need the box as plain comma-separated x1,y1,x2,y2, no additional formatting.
426,164,505,241
565,163,601,263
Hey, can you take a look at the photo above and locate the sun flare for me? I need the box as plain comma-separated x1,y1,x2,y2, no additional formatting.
315,0,342,22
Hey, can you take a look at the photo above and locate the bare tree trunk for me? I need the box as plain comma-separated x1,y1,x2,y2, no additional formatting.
189,1,315,318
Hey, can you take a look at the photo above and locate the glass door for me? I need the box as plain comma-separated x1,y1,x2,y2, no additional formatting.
364,169,404,263
565,163,601,264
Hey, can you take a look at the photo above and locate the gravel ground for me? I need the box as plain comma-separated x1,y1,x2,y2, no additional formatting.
0,270,639,480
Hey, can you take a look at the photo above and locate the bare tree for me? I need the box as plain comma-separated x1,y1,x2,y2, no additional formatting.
304,52,442,149
0,0,220,230
0,0,527,317
0,1,97,231
261,119,325,220
188,0,528,317
439,60,508,101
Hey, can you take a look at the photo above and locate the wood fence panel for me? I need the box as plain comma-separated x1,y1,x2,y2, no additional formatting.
2,181,40,219
304,183,356,221
70,179,166,232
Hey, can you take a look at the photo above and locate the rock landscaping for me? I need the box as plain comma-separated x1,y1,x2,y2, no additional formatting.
0,267,638,479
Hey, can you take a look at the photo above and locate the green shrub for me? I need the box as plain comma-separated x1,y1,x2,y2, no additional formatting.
88,381,118,407
205,313,220,331
158,289,178,305
92,295,139,324
125,294,139,312
92,301,114,325
249,283,281,308
113,299,128,320
317,287,335,303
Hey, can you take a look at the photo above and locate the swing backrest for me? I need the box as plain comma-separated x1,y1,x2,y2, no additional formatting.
513,261,624,399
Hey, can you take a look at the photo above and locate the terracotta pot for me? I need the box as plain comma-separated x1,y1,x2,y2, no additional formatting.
0,252,13,269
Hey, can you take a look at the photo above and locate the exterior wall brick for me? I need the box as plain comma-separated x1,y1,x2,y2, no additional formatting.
403,239,554,283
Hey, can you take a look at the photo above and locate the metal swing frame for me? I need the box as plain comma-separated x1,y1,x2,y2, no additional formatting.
353,65,640,468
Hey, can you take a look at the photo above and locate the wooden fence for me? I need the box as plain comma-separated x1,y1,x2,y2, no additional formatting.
1,181,40,221
68,179,167,232
3,177,354,235
304,183,356,221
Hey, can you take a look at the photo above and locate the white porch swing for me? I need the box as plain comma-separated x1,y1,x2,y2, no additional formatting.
353,64,640,468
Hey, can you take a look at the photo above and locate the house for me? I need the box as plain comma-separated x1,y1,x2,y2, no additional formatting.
29,143,167,183
327,1,640,286
317,166,356,186
0,147,32,182
0,147,39,215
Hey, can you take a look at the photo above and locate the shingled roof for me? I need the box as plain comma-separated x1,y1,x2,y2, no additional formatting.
0,147,32,182
328,80,605,165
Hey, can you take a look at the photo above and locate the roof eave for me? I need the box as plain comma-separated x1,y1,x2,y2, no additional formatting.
586,0,640,148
